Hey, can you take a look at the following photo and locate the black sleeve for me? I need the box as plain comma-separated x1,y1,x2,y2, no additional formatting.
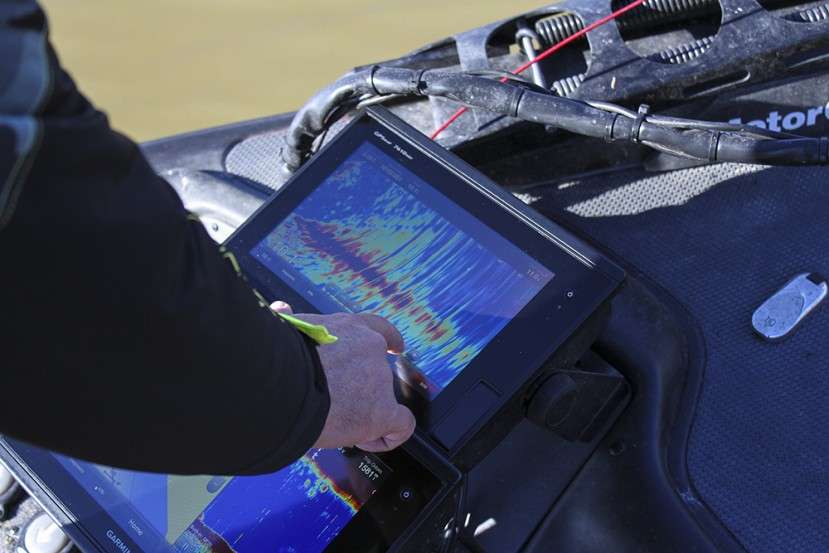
0,2,330,475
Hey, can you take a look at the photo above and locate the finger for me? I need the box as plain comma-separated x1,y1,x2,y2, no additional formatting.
356,403,416,452
357,313,405,353
354,437,389,452
270,301,293,314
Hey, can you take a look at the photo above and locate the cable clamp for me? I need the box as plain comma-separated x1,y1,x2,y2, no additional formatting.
631,104,650,143
708,130,721,162
605,113,620,142
368,65,382,95
410,69,427,96
509,87,527,118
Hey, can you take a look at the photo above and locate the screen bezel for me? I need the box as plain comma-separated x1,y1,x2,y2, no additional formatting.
0,435,457,553
226,107,623,433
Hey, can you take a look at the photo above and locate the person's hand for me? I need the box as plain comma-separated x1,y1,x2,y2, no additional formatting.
271,302,416,452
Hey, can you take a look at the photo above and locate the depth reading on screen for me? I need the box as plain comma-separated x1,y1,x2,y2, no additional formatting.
250,141,554,399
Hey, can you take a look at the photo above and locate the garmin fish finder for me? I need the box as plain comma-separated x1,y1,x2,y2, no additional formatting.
0,106,622,553
2,437,457,553
228,106,625,467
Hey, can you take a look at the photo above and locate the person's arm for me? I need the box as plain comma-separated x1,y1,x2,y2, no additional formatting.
0,2,331,475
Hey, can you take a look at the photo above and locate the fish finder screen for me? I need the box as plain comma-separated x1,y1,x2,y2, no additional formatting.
56,447,389,553
250,141,554,398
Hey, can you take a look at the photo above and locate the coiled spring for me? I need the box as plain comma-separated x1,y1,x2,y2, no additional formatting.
534,13,586,45
616,0,719,31
794,3,829,22
529,0,827,96
650,35,714,63
534,0,719,46
551,74,586,96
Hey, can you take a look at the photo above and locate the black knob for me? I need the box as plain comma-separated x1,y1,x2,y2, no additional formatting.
526,373,578,430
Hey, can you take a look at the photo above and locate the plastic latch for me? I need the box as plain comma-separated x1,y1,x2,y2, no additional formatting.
631,104,651,143
752,272,828,341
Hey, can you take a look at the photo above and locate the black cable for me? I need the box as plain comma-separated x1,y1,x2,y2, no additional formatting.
584,100,638,118
308,98,361,155
644,114,801,140
356,94,403,110
282,66,829,172
439,68,557,100
443,474,492,553
310,94,404,154
438,470,468,553
459,532,492,553
464,69,537,86
423,71,829,164
583,100,799,140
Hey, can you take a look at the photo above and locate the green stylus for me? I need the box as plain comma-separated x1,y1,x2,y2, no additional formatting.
278,313,339,345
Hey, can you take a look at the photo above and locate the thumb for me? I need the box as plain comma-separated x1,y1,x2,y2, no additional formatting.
356,403,416,452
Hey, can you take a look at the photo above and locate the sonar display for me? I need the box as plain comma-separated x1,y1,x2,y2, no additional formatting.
251,141,553,397
58,447,385,553
174,448,383,553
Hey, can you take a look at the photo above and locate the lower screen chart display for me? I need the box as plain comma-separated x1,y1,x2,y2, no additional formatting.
57,448,389,553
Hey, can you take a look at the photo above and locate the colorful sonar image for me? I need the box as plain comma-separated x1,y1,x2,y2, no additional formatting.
57,448,386,553
174,448,385,553
250,142,554,397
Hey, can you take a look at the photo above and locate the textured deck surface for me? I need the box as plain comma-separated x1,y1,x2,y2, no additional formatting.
531,162,829,553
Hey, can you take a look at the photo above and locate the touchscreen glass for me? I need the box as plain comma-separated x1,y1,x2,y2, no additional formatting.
250,141,554,399
55,447,390,553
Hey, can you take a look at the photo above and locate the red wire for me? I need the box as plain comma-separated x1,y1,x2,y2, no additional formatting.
430,0,647,140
